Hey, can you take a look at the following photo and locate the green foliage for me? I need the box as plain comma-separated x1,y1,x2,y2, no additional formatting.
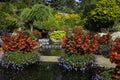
50,30,66,40
100,69,114,80
89,0,120,31
54,13,81,27
0,2,16,14
63,53,95,68
20,8,31,21
64,13,81,27
109,23,120,32
79,0,99,18
0,2,21,32
25,30,36,39
46,0,77,13
0,12,18,31
91,0,120,21
3,50,39,67
4,13,17,26
20,4,59,30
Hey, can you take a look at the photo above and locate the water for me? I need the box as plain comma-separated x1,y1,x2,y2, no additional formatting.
0,63,95,80
41,49,62,56
0,45,104,80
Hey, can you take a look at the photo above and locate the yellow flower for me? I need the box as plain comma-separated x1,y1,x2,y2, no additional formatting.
70,14,79,19
54,14,62,20
65,15,71,19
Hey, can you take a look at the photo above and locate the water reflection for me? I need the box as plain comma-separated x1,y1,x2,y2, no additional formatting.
41,49,63,56
0,63,95,80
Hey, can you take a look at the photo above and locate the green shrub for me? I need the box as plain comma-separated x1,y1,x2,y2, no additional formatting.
0,12,18,31
59,54,95,70
25,30,36,39
87,0,120,32
20,8,31,21
20,4,59,30
2,50,39,69
100,69,114,80
54,13,81,27
110,23,120,32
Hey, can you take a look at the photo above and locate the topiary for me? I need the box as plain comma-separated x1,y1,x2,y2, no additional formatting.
20,4,59,30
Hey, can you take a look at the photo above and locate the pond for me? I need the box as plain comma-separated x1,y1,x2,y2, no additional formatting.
0,63,97,80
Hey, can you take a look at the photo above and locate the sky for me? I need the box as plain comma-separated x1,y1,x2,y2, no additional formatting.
75,0,80,2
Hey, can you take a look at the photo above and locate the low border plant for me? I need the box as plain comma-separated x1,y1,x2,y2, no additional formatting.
1,50,39,70
58,53,96,71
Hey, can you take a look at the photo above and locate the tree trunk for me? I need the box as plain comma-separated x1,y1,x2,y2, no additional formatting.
30,24,33,32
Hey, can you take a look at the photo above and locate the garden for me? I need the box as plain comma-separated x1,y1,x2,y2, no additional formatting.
0,0,120,80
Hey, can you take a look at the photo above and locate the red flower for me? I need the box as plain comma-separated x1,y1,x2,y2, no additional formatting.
2,32,39,54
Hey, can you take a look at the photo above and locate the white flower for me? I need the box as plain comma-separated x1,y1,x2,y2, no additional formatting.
111,32,120,41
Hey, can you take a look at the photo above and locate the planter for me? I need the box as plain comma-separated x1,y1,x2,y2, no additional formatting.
50,37,62,43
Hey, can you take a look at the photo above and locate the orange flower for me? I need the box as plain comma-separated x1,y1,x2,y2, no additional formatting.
1,31,39,53
89,44,98,53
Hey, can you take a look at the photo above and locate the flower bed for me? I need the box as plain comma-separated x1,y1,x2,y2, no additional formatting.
1,50,39,70
59,31,118,79
58,54,95,71
1,31,40,70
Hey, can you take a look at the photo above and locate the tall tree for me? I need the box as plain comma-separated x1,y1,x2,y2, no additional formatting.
78,0,99,17
48,0,77,13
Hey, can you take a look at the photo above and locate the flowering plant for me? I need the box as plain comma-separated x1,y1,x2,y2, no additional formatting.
110,38,120,79
2,31,39,53
60,31,98,71
99,33,112,45
54,13,81,27
97,33,112,57
62,32,99,54
60,31,113,71
1,31,39,70
58,53,95,71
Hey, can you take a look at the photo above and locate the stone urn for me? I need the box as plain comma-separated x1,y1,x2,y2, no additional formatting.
50,37,62,43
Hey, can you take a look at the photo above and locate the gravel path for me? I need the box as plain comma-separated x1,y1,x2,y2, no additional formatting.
95,55,116,68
